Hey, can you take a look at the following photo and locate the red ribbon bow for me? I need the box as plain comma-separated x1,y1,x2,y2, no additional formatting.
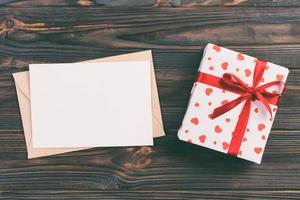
197,59,286,156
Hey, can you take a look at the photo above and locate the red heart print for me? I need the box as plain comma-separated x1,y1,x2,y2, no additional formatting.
236,68,239,72
246,128,250,132
185,130,189,133
276,74,284,81
221,62,228,70
205,88,213,96
213,141,217,145
242,137,247,142
237,53,244,61
258,123,266,131
194,102,200,107
254,108,259,113
222,100,229,105
254,147,262,154
225,118,231,123
213,45,221,52
244,69,252,77
215,125,222,133
199,135,206,143
208,114,213,119
222,142,229,150
190,117,199,125
209,66,214,71
187,139,192,143
208,57,212,60
261,135,266,140
208,102,212,106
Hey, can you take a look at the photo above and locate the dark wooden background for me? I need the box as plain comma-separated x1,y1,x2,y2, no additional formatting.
0,0,300,199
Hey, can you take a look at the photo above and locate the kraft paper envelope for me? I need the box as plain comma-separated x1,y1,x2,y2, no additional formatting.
13,50,165,159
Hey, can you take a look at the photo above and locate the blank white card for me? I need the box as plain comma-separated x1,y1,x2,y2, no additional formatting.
30,61,153,148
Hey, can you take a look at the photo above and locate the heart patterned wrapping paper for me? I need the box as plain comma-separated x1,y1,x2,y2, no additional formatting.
178,43,289,164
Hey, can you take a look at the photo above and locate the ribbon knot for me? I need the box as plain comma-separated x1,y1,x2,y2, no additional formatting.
212,70,285,122
212,72,285,121
250,89,257,101
196,59,286,156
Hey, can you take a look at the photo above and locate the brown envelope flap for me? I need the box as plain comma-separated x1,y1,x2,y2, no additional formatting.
13,72,30,100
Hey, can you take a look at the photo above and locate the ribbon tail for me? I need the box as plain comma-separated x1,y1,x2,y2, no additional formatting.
228,98,252,156
255,80,286,106
255,91,273,119
256,80,285,91
212,94,250,119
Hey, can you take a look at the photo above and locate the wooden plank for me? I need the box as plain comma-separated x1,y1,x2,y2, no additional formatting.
0,7,298,45
156,0,300,7
0,0,156,7
1,7,300,67
1,0,300,7
0,129,298,155
0,129,298,191
1,190,300,199
1,47,300,70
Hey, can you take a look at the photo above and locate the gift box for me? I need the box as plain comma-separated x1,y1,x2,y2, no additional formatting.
178,43,289,164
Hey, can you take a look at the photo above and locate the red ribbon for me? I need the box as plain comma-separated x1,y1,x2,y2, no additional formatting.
196,59,286,156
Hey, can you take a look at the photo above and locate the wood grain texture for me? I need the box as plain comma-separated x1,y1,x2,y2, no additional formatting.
1,0,300,7
1,190,300,199
0,4,299,200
